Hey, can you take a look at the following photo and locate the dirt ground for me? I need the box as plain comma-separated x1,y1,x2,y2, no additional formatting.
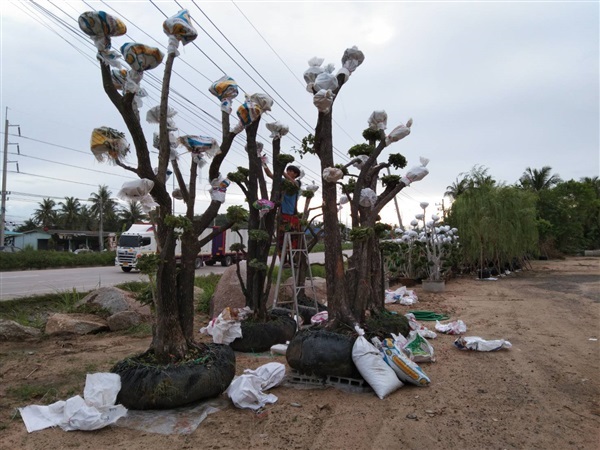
1,257,599,450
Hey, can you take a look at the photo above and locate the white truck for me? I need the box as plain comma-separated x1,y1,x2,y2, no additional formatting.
115,223,248,272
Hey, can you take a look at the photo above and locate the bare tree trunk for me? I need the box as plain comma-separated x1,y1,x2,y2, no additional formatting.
314,110,357,329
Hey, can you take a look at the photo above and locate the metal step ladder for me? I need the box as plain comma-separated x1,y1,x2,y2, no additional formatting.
273,232,320,330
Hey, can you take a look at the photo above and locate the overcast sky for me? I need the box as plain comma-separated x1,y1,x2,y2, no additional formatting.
1,0,598,231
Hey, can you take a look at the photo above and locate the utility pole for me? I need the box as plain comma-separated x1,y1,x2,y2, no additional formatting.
99,195,104,251
1,108,20,247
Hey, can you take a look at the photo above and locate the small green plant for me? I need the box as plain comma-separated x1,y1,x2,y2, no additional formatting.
57,288,82,313
194,273,222,314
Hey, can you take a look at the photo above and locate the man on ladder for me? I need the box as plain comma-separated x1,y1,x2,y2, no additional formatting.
263,162,302,268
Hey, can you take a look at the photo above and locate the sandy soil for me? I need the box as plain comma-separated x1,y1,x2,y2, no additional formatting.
1,257,599,450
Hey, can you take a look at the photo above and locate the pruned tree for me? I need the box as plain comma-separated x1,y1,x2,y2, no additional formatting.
79,9,246,363
303,48,429,328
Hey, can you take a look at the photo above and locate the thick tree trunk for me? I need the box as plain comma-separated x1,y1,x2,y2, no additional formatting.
346,233,385,321
314,110,357,328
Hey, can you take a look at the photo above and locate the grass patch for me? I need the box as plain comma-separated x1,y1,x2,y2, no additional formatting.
195,273,222,314
6,384,61,404
0,290,93,329
123,322,153,337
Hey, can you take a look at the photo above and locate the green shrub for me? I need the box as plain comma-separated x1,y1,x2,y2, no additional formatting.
0,249,116,271
194,273,222,314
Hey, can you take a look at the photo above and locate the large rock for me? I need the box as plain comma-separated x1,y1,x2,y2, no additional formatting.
107,311,144,331
210,261,247,317
0,319,42,341
45,313,109,335
77,287,151,317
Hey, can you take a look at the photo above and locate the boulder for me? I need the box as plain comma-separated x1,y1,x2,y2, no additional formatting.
210,261,248,317
77,286,151,317
107,311,144,331
45,313,109,336
0,319,42,341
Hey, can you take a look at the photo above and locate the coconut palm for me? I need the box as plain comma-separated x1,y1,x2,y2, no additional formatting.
445,176,468,200
581,176,600,198
519,166,561,191
32,198,57,228
118,200,148,230
58,197,81,230
88,185,118,231
78,205,95,231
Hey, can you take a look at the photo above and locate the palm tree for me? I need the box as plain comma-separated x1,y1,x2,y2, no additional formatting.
581,176,600,198
445,176,468,200
58,197,81,230
16,218,39,232
32,198,57,228
78,205,94,231
519,166,561,191
118,200,148,230
88,185,118,231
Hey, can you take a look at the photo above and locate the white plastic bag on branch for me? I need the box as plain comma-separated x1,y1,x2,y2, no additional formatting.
178,135,220,159
313,89,334,113
352,155,369,170
209,76,239,114
368,110,388,130
314,66,339,92
117,179,158,212
303,181,319,193
146,105,178,131
401,157,430,185
303,57,325,92
342,46,365,74
90,127,130,163
385,118,413,146
120,42,164,94
152,132,178,152
265,121,289,139
353,327,403,399
210,175,230,203
78,11,126,67
359,188,377,208
172,185,188,200
323,167,344,182
163,9,197,55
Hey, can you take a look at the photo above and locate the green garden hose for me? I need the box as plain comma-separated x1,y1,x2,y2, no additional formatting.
408,310,450,321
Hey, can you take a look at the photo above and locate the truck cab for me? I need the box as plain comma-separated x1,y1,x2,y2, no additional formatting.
115,224,156,272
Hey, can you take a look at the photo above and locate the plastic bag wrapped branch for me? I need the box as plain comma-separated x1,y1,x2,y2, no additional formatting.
117,179,158,212
233,93,274,133
385,118,413,147
177,135,220,159
368,110,388,131
342,46,365,74
210,176,230,203
90,127,130,163
323,167,344,182
163,10,198,55
209,76,239,114
313,89,334,113
120,43,164,93
401,157,430,186
353,155,369,170
253,199,275,219
303,57,325,91
152,132,179,152
265,121,289,139
359,188,377,208
78,11,126,66
314,69,339,92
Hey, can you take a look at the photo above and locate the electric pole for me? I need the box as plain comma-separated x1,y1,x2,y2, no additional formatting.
1,108,20,247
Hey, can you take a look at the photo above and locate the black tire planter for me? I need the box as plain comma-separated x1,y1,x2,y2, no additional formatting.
230,314,297,353
286,329,361,379
111,343,235,410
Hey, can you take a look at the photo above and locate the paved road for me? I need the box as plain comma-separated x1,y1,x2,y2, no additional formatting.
0,252,339,301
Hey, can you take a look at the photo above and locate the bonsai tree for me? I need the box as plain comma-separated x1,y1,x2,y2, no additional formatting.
79,9,245,365
304,48,430,328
